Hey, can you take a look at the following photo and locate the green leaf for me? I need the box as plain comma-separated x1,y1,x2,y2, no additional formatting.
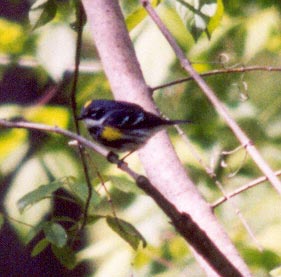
17,180,63,213
0,213,4,231
106,216,146,250
24,106,70,128
24,221,46,245
110,176,143,194
126,0,162,31
207,0,224,36
31,0,57,30
31,238,50,257
176,0,220,41
67,181,101,211
43,222,68,248
52,216,77,224
51,245,76,270
242,247,281,270
86,214,104,225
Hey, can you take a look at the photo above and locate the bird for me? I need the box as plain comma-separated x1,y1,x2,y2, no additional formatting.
78,99,191,152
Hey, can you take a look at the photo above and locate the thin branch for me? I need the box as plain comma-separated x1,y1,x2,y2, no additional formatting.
31,85,60,106
80,0,251,275
4,214,34,228
141,0,281,195
2,53,281,83
86,154,118,219
212,169,281,208
0,117,244,276
151,65,281,91
0,119,110,157
70,1,92,231
175,125,263,251
0,119,142,183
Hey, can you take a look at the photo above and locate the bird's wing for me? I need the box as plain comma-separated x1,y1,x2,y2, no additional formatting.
105,108,166,130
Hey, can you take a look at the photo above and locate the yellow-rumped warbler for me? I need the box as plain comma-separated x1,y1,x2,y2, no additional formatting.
78,99,191,152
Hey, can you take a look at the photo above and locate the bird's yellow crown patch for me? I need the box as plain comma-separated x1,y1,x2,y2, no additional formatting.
84,100,92,109
101,126,123,141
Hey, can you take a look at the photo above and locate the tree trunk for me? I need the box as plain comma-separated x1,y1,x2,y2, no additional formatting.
81,0,252,276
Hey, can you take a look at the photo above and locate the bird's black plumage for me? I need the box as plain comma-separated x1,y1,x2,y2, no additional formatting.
79,99,191,152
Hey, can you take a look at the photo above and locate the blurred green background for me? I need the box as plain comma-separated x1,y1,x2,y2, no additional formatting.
1,0,281,276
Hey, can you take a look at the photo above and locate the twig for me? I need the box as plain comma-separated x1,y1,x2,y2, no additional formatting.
0,119,109,157
87,156,118,219
70,2,93,231
0,118,139,194
0,118,142,182
4,214,34,228
212,169,281,208
221,144,245,156
141,0,281,195
80,0,251,274
2,53,281,79
175,125,263,251
151,65,281,91
0,117,245,276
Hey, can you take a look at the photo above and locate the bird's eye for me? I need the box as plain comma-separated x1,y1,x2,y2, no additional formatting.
91,108,105,120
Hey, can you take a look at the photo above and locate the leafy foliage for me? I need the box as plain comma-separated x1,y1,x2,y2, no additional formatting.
0,213,4,231
43,221,68,248
106,216,147,250
17,179,64,213
176,0,224,40
125,0,162,31
1,0,281,275
30,0,57,30
31,238,50,257
67,180,101,210
51,245,77,270
0,18,26,54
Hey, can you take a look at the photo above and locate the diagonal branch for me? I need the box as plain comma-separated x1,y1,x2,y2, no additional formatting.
141,0,281,194
81,0,251,275
0,119,110,157
0,118,243,276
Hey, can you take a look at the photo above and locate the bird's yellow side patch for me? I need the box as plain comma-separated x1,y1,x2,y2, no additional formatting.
101,126,123,141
